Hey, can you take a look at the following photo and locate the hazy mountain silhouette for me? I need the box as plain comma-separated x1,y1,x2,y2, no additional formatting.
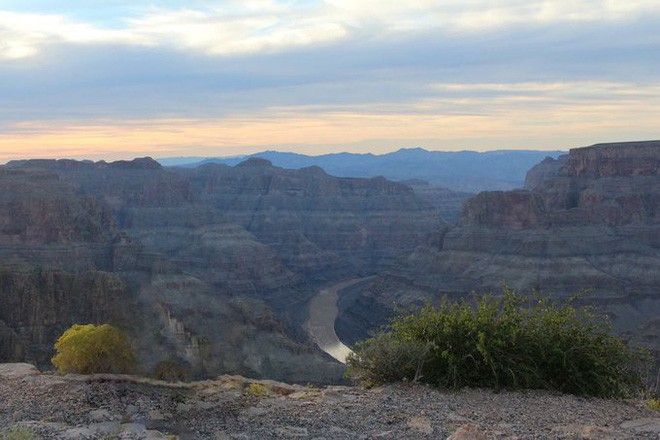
160,148,564,192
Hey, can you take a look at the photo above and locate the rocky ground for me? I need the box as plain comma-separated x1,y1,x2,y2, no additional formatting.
1,364,659,439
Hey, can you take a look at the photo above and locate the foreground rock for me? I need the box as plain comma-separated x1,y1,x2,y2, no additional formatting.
1,365,658,439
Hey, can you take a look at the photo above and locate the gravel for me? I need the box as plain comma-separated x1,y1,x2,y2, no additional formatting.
1,364,658,439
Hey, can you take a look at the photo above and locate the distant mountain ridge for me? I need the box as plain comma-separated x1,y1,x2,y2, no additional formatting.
159,148,565,192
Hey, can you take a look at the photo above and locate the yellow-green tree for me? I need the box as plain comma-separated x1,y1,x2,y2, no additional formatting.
52,324,136,374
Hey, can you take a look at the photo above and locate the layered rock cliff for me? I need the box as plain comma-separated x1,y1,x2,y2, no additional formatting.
400,179,473,224
341,142,660,360
0,163,343,382
0,168,140,366
179,159,443,278
2,157,443,382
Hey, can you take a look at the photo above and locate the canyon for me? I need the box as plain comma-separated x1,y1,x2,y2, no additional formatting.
0,157,440,382
1,141,659,382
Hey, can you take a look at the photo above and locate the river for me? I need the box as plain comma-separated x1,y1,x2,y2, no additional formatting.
305,277,371,364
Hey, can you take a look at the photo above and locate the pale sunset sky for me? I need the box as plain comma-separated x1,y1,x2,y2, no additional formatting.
1,1,659,162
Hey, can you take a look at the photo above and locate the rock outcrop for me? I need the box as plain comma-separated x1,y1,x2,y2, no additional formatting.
342,142,660,360
2,365,658,439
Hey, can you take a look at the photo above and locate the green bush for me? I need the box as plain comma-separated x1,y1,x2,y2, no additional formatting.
649,398,660,411
3,426,36,440
52,323,137,374
346,288,650,398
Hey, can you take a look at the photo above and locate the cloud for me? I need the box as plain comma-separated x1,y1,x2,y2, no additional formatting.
1,78,659,162
2,1,660,60
0,2,352,60
0,1,659,160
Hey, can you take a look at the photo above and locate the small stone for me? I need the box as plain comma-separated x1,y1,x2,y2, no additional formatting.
580,425,621,439
11,410,25,422
241,406,268,417
176,403,192,413
148,409,165,420
88,408,113,422
620,417,660,433
195,401,216,410
146,409,169,431
447,424,487,440
63,422,121,439
214,430,231,440
145,430,174,439
274,426,308,437
119,422,148,436
0,363,40,380
407,417,433,435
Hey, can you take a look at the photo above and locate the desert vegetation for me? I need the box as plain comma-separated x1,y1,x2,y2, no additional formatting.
0,426,36,440
346,288,651,398
51,324,137,374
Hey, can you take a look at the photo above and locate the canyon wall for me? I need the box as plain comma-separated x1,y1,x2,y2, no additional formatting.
341,142,660,361
180,159,443,278
0,162,345,382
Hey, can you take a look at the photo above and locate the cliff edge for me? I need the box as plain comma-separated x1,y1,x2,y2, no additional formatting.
1,364,658,439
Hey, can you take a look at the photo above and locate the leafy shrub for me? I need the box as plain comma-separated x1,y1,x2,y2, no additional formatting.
346,288,650,398
649,399,660,411
246,382,269,397
3,426,36,440
52,323,137,374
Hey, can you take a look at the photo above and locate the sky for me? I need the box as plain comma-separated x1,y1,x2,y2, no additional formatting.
0,0,659,162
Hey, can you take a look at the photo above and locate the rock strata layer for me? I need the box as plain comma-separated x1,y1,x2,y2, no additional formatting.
180,159,442,277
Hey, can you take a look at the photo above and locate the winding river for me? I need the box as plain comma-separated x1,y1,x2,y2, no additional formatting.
305,277,371,364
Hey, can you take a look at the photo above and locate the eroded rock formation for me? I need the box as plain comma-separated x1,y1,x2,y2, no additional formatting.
1,157,442,382
341,142,660,360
